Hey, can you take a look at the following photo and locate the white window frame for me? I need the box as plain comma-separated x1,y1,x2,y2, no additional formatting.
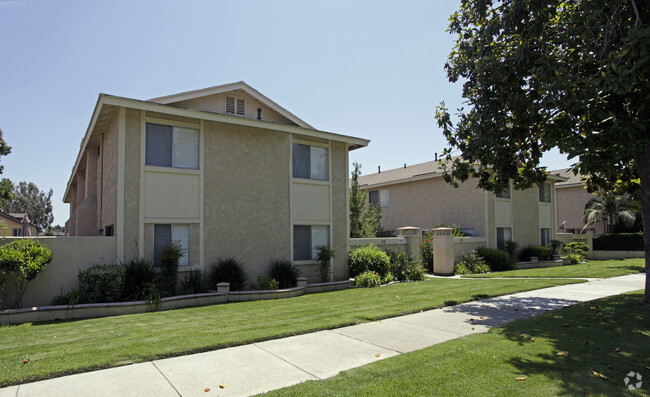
145,122,199,170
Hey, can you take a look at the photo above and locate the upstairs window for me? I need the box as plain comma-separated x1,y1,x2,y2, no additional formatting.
145,123,199,169
369,189,390,208
225,96,245,116
292,143,329,181
496,186,511,199
539,182,552,203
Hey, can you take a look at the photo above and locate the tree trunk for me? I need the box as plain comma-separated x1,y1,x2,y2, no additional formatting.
636,143,650,304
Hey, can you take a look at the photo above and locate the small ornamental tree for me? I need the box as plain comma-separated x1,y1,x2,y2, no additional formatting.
0,239,52,308
158,242,184,297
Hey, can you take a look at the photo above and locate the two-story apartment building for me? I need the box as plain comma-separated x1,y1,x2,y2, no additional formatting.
359,160,566,249
64,82,369,282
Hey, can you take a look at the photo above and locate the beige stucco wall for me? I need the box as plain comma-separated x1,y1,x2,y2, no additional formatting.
556,185,605,234
122,109,142,260
203,120,292,280
1,237,117,308
511,187,541,247
172,92,298,126
101,111,119,234
370,177,487,236
330,141,349,280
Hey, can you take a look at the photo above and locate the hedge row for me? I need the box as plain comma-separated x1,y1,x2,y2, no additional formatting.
593,233,644,251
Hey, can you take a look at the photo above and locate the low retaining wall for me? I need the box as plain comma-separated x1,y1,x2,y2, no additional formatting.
589,250,644,260
516,259,564,270
0,279,355,325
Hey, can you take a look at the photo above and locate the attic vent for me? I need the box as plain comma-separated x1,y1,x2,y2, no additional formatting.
226,96,245,116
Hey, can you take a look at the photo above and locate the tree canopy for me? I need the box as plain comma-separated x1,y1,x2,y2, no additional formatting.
1,181,54,231
349,162,382,238
435,0,650,302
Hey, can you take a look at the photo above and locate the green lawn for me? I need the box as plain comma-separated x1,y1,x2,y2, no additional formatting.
0,278,580,387
464,258,644,279
263,292,650,396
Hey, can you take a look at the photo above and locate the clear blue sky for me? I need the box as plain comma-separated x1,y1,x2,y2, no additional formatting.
0,0,572,226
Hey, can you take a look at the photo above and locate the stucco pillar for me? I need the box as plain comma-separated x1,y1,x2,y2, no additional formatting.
397,226,422,261
433,227,454,276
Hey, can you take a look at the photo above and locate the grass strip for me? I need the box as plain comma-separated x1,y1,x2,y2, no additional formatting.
464,258,644,279
263,291,650,396
0,277,579,387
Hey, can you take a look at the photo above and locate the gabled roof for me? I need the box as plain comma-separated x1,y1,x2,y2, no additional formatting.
359,159,568,189
550,168,585,188
149,81,314,129
64,87,369,203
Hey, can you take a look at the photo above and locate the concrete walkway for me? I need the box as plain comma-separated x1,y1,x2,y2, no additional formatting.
0,273,644,397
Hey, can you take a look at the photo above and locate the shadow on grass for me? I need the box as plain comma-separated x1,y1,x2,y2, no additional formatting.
449,293,649,395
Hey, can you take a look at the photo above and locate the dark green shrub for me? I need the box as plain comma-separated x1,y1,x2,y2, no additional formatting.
208,257,247,291
593,233,644,251
420,231,434,272
316,245,336,283
518,246,551,262
549,240,563,256
348,244,391,278
122,258,158,301
181,270,203,295
158,242,184,297
476,247,515,271
504,241,519,259
250,275,280,290
456,250,490,274
270,259,301,289
78,264,125,303
388,251,424,281
355,270,382,287
51,289,81,306
0,239,53,308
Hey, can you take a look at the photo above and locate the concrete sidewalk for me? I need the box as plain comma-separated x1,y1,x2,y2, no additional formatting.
0,274,644,397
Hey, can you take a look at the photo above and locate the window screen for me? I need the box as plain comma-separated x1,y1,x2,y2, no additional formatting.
154,224,190,267
146,123,199,170
496,227,512,250
292,143,328,181
293,225,330,260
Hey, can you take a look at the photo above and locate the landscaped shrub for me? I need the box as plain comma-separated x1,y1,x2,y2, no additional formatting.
388,251,425,281
476,247,515,271
78,264,125,303
549,240,563,256
563,242,589,263
270,259,300,289
122,258,159,301
348,244,391,279
518,246,551,262
420,231,434,272
316,245,336,283
158,242,185,297
455,250,490,274
180,270,203,295
354,270,381,288
250,275,280,290
208,257,247,291
593,233,644,251
51,289,81,306
0,239,53,309
504,241,519,260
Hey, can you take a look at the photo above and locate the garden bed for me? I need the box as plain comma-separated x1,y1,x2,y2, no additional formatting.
0,279,354,325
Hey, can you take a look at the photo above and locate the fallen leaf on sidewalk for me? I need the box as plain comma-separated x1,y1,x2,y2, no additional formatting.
479,316,484,319
204,388,210,392
219,383,226,389
375,353,381,357
592,370,608,380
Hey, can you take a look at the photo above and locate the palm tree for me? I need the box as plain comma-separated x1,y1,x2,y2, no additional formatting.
583,193,641,233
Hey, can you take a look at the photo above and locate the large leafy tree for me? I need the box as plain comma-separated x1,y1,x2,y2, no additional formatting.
435,0,650,302
349,162,382,238
0,129,12,201
1,182,54,232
